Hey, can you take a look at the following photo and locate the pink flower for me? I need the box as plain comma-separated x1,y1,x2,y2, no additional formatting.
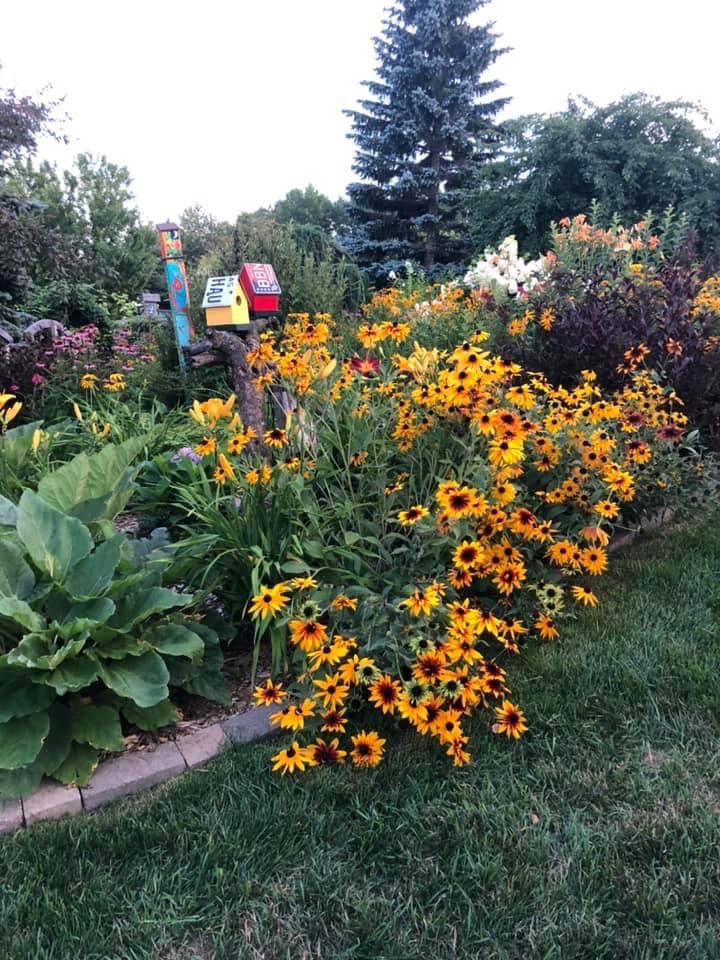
31,373,46,386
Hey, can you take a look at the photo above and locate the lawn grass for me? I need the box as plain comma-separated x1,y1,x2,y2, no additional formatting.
1,519,719,960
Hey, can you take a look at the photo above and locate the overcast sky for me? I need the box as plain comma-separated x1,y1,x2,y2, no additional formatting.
2,0,719,223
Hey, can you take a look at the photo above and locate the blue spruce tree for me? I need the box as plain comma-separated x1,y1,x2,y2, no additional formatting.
343,0,508,282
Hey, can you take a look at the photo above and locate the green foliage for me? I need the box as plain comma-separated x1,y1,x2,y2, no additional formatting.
6,153,159,328
470,94,720,256
0,444,227,798
273,185,346,233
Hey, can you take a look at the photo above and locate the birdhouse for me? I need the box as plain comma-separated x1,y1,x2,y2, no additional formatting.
239,263,282,317
202,275,251,330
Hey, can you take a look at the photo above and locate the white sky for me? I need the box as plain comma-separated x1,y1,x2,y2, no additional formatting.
2,0,720,223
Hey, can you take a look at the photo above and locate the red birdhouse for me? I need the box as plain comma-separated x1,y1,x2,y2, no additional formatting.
239,263,282,317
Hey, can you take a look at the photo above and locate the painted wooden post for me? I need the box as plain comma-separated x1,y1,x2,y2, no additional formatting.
156,221,194,368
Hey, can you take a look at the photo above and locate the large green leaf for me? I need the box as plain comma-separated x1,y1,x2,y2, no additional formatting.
99,651,169,707
174,624,229,705
44,656,100,695
0,420,42,469
146,623,204,663
62,597,116,625
36,703,72,776
16,490,93,583
0,540,35,598
108,587,193,632
37,439,146,523
0,668,55,722
0,764,43,800
0,597,45,632
0,711,49,770
119,698,180,731
0,495,17,528
53,742,98,787
70,702,124,752
64,535,125,598
7,634,86,671
92,635,149,660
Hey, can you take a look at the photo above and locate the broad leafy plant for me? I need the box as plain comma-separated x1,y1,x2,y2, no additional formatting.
0,441,227,799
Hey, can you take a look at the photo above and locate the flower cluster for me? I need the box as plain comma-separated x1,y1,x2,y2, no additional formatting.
464,235,549,296
181,285,698,774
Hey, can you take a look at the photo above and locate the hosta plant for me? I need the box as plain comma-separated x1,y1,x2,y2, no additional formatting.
0,444,227,800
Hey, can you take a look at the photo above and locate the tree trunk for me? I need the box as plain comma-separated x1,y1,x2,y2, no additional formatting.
206,323,273,449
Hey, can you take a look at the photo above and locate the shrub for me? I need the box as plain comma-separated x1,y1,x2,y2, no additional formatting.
468,215,720,446
0,440,227,799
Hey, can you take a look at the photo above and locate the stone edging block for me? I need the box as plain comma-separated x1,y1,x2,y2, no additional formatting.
80,741,187,812
23,780,82,825
221,705,278,744
0,799,24,835
176,723,229,769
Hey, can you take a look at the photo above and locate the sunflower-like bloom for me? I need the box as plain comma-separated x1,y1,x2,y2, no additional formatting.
271,741,317,775
397,505,429,526
313,673,350,709
493,700,528,739
368,675,402,714
350,730,386,768
289,619,328,653
270,699,315,731
253,679,286,705
248,583,291,620
310,738,347,766
571,585,599,607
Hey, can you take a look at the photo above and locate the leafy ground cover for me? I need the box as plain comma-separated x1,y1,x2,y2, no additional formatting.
1,518,718,960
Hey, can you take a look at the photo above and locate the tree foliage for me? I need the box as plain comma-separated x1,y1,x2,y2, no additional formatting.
344,0,508,281
0,81,64,321
470,94,720,256
273,185,345,234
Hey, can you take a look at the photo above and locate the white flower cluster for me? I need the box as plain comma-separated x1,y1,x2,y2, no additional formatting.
463,236,548,296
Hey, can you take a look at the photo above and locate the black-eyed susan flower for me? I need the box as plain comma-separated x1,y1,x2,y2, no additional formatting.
289,576,318,590
446,736,472,766
399,585,442,617
253,679,286,705
397,505,429,526
270,699,315,731
436,707,464,745
263,427,288,448
571,585,599,607
320,707,348,733
310,737,347,766
368,675,402,714
580,547,608,576
493,700,528,739
534,613,559,641
329,594,358,612
213,453,236,485
313,673,350,709
350,730,385,768
194,436,216,457
248,583,291,620
452,540,484,571
271,741,317,775
289,619,328,652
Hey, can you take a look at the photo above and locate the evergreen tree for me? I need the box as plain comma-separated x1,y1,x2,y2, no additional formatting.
343,0,508,281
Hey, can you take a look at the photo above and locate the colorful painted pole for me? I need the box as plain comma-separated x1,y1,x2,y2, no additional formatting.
155,221,194,368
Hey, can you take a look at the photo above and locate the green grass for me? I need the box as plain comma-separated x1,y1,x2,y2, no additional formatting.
1,520,719,960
